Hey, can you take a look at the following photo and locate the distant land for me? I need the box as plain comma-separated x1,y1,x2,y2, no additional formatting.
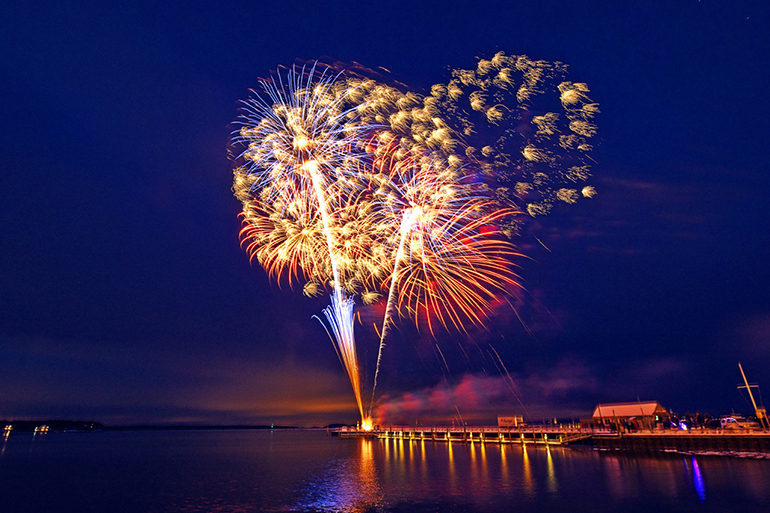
2,420,103,432
105,424,302,431
1,420,356,432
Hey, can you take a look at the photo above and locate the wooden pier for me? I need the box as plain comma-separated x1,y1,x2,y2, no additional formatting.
339,425,599,446
335,425,770,454
591,430,770,453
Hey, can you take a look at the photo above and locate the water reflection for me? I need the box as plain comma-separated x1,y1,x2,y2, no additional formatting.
688,456,706,502
295,435,770,511
469,441,477,482
545,446,558,494
294,438,383,512
521,445,534,496
479,442,488,484
499,442,508,487
419,440,427,481
2,430,770,511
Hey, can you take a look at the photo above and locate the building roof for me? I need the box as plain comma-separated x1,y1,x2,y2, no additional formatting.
592,401,667,419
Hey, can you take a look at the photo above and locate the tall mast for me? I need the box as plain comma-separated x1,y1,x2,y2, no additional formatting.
738,362,768,429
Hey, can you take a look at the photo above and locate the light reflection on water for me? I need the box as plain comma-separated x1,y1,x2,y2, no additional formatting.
291,435,770,512
1,430,769,512
545,446,558,494
521,443,534,496
294,439,383,512
687,456,706,502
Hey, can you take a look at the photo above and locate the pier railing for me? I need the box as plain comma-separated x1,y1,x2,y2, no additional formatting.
335,424,770,453
372,425,607,445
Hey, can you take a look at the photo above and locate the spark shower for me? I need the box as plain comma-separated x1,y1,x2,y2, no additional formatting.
230,53,599,428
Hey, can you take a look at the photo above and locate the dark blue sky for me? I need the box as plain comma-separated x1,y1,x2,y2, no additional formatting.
1,0,769,426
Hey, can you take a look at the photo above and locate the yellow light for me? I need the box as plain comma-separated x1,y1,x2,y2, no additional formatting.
294,136,310,150
303,160,319,174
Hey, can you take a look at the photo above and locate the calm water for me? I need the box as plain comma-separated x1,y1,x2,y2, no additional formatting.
1,429,769,512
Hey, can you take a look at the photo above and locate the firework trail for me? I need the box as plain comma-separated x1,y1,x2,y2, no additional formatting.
232,62,374,422
231,54,598,426
366,153,523,409
314,290,362,418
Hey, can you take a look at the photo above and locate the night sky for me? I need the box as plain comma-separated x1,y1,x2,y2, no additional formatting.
2,0,769,427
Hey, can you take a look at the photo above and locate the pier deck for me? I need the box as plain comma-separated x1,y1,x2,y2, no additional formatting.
336,425,770,453
340,425,600,446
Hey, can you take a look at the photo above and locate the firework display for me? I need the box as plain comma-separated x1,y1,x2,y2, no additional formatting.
231,54,598,426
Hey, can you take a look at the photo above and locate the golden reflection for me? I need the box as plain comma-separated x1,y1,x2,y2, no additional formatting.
420,440,427,480
546,446,558,493
469,441,478,483
500,444,509,487
360,439,376,480
354,439,383,512
308,434,770,511
447,441,456,488
1,427,9,456
479,440,489,483
521,446,534,494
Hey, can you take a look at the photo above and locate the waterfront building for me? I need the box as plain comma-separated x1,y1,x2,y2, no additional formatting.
584,401,669,430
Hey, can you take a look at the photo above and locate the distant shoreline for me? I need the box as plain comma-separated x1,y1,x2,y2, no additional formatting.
104,425,303,431
2,420,348,432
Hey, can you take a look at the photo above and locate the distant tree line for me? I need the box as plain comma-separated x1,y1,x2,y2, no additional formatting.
2,420,103,432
